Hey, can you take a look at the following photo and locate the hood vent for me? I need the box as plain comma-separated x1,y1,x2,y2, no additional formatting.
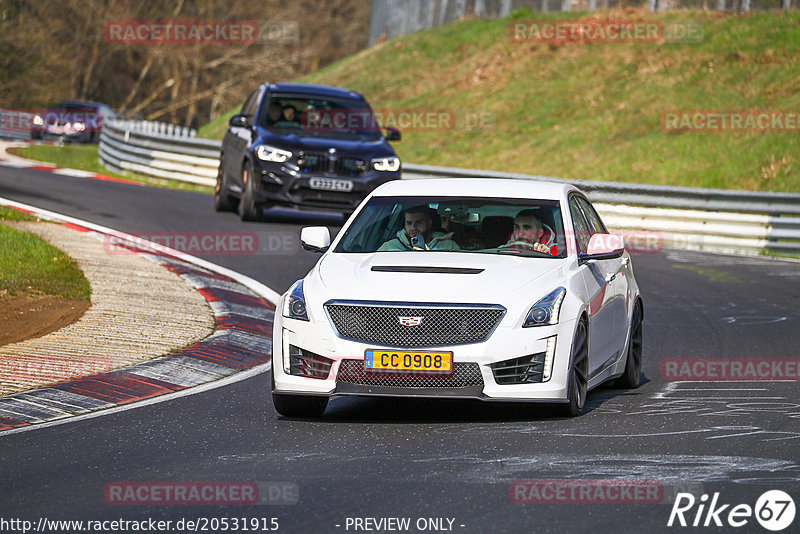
371,266,484,274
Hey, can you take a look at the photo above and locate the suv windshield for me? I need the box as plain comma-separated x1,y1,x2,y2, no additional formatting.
334,196,566,258
257,93,381,141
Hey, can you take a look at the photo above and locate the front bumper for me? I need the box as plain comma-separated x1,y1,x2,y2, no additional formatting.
272,311,576,403
250,159,399,212
32,128,94,143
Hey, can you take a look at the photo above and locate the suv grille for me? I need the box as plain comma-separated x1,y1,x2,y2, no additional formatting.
325,301,505,347
298,152,366,177
337,359,483,388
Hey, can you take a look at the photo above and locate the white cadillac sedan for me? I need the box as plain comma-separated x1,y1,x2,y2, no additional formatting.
272,179,643,417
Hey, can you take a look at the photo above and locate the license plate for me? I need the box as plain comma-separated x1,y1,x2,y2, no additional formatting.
365,350,452,373
308,177,353,192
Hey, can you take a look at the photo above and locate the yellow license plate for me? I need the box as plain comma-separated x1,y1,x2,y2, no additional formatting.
365,350,452,373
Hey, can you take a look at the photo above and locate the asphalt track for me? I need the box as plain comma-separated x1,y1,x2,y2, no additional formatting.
1,166,799,533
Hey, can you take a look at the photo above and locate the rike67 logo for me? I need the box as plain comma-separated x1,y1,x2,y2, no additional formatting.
668,490,795,531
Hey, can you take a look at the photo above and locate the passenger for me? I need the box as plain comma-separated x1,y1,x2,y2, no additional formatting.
378,206,460,251
502,209,557,255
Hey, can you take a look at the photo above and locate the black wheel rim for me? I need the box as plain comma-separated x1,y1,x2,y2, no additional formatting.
240,167,252,214
572,321,588,410
630,306,643,375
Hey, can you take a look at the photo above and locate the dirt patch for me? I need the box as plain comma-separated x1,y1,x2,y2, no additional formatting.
0,295,90,347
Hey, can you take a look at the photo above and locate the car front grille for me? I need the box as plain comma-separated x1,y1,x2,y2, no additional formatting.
297,152,366,177
336,359,483,388
324,301,505,347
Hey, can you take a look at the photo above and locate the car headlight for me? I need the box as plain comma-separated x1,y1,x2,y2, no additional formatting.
256,145,292,163
33,115,43,126
282,280,309,321
523,287,566,327
372,156,400,172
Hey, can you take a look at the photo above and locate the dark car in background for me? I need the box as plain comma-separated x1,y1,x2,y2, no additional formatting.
215,82,401,220
31,99,115,143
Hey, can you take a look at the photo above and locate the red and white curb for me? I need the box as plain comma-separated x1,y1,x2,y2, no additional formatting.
0,198,282,434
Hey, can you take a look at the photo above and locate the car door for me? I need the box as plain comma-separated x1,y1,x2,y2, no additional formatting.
570,195,617,376
576,196,629,362
223,87,261,189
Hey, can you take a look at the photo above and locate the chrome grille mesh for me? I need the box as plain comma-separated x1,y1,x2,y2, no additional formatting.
336,360,483,388
325,302,505,347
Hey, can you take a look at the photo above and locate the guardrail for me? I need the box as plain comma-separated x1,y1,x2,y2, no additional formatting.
99,120,218,187
98,119,800,256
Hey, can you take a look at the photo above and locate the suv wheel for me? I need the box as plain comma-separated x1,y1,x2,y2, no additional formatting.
214,162,237,212
239,162,260,221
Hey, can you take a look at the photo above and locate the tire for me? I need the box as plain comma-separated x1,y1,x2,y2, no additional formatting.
272,392,329,418
214,162,237,212
614,301,643,389
238,161,260,221
560,319,588,417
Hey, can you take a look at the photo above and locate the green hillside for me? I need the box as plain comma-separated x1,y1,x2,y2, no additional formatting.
198,8,800,192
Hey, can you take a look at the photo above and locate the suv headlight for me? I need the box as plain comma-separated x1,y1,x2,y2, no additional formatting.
257,145,292,163
372,156,400,172
523,287,566,327
283,280,309,321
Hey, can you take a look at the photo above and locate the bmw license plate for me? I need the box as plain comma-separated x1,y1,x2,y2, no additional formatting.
365,350,452,373
308,177,353,192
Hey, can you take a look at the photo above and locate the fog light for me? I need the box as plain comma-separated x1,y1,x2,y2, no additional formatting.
288,344,332,380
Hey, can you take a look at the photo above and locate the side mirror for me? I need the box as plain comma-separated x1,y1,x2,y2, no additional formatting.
229,114,249,128
579,233,625,262
300,226,331,253
384,127,401,141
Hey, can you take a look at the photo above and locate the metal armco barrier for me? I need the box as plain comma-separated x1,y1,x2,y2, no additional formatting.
99,120,218,187
98,119,800,256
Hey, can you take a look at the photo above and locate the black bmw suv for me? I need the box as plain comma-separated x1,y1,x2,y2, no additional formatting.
216,82,401,220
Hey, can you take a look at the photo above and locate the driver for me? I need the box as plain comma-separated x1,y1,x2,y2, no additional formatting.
266,102,283,124
378,205,460,251
502,209,557,255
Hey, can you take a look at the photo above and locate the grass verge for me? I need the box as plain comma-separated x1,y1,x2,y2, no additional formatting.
0,210,91,301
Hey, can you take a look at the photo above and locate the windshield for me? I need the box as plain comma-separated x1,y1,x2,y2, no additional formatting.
257,93,381,141
334,196,566,258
